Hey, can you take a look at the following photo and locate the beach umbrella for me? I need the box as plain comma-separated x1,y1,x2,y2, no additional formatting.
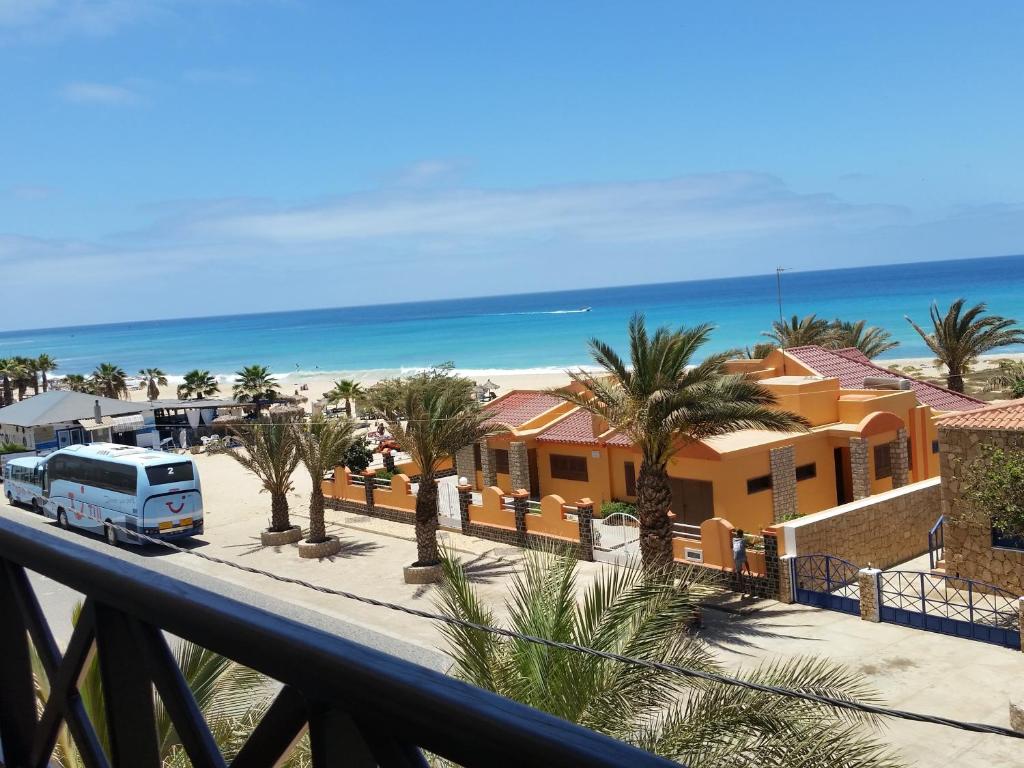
482,379,499,391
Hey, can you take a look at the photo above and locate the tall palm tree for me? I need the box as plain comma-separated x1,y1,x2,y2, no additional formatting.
63,374,93,394
139,367,168,400
326,379,363,417
24,356,41,395
32,604,270,767
991,359,1024,398
178,369,220,400
906,299,1024,393
561,315,808,571
0,357,16,406
437,549,902,767
763,314,836,348
90,363,129,399
828,320,899,359
365,370,491,567
228,415,302,533
11,357,35,400
35,353,58,392
233,364,279,414
292,416,357,544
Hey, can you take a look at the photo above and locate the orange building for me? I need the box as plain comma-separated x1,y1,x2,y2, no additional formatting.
458,346,984,535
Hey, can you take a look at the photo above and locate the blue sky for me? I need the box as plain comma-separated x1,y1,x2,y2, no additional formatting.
2,1,1024,326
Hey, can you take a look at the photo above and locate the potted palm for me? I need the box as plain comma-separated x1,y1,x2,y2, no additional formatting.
292,416,357,558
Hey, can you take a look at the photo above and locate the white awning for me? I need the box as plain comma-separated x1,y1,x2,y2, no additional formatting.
81,418,113,433
111,414,145,432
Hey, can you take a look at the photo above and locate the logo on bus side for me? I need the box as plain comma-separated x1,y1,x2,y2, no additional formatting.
165,495,187,514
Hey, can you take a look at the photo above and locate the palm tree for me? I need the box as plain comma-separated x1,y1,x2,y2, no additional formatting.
11,357,34,400
828,320,899,359
724,342,779,360
139,367,168,400
178,369,220,400
561,314,808,571
63,374,93,394
763,314,836,348
32,604,269,767
906,299,1024,393
228,415,302,533
36,353,58,392
24,356,41,395
436,549,901,767
326,379,363,417
233,364,279,414
0,358,16,406
365,369,491,568
991,359,1024,398
90,363,129,399
292,416,357,544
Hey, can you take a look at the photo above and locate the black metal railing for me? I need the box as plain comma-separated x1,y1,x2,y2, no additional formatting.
0,515,672,767
928,515,945,571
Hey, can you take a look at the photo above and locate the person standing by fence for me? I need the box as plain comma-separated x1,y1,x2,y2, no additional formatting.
733,528,752,595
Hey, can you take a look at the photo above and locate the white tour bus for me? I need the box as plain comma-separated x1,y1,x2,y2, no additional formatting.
41,443,204,546
3,456,46,512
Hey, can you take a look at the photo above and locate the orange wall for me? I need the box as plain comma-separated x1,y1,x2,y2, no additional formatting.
535,442,612,507
468,486,516,530
523,494,580,541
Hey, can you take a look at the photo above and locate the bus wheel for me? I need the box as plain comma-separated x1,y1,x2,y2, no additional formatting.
104,522,118,547
31,499,42,514
57,509,69,529
5,491,12,505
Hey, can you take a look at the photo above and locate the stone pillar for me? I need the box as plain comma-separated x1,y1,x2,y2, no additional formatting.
576,498,595,562
512,489,530,544
478,438,497,487
778,554,796,603
849,437,871,501
457,482,473,535
455,445,476,486
890,428,909,489
508,441,530,496
362,469,375,511
858,567,881,622
769,445,797,522
382,450,396,474
762,530,781,597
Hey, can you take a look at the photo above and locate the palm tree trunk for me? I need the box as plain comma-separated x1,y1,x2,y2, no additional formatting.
636,461,674,572
42,372,48,392
31,375,39,395
1,377,10,406
345,399,352,417
270,492,291,532
414,476,440,565
947,369,965,393
307,488,326,543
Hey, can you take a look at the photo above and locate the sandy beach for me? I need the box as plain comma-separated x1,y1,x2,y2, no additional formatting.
126,352,1024,408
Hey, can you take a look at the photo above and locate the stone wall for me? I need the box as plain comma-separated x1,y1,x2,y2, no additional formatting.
776,478,940,568
890,427,909,489
508,441,530,494
849,437,871,500
769,445,797,522
939,426,1024,594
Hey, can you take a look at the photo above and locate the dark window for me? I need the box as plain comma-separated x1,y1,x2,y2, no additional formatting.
932,440,940,454
795,463,816,481
624,461,637,496
746,474,772,494
874,444,892,480
993,527,1024,550
494,449,510,475
100,463,138,494
550,454,589,482
145,462,195,486
473,443,482,471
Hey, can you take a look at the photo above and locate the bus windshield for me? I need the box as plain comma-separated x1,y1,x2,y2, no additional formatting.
145,463,195,486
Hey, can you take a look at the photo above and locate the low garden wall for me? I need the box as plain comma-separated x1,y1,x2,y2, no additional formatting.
773,478,940,568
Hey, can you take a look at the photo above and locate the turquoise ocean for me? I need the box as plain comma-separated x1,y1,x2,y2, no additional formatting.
2,255,1024,381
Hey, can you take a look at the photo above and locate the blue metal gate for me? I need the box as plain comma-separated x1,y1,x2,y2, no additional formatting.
792,555,860,615
879,571,1021,649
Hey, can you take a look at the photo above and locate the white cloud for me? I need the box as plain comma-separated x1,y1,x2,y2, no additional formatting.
190,172,906,245
61,81,138,105
8,184,56,200
0,0,158,40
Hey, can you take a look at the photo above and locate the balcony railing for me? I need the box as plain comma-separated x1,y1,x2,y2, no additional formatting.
0,515,671,767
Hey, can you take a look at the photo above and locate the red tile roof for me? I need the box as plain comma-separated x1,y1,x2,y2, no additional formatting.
536,408,632,446
484,390,563,429
784,346,985,412
937,399,1024,430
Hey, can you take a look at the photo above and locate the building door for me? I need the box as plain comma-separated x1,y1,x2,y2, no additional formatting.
669,478,714,526
834,447,853,505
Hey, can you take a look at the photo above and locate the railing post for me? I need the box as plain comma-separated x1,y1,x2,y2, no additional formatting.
1018,597,1024,653
920,572,927,616
0,561,36,766
512,490,530,545
362,470,375,511
457,482,473,536
762,530,780,597
777,555,796,603
576,499,595,562
858,568,881,622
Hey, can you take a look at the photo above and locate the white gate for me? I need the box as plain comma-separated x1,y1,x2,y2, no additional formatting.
437,480,462,529
593,512,641,566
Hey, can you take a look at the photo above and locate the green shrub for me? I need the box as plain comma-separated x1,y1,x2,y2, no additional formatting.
957,444,1024,539
375,469,395,481
600,500,637,519
343,440,374,473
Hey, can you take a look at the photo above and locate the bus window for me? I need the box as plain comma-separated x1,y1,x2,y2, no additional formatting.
146,463,195,485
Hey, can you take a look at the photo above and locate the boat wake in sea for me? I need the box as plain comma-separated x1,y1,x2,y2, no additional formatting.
495,307,592,316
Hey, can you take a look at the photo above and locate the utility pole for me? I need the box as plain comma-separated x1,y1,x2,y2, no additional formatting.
775,267,788,323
